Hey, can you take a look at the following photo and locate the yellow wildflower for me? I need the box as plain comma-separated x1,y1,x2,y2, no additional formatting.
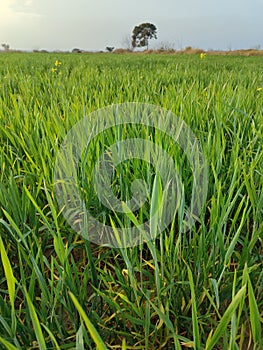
51,67,57,73
200,52,206,59
55,60,61,67
256,87,263,91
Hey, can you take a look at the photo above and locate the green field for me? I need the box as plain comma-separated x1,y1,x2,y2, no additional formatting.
0,52,262,349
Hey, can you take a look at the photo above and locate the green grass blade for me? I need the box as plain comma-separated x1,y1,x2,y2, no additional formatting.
24,290,47,350
187,264,201,350
140,290,183,349
247,277,262,344
150,173,162,239
0,236,16,308
41,324,61,350
69,292,108,350
75,323,85,350
205,286,246,350
224,198,249,266
0,336,18,350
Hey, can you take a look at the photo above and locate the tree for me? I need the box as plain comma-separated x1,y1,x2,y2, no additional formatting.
1,43,10,51
72,48,83,53
106,46,115,52
132,23,157,50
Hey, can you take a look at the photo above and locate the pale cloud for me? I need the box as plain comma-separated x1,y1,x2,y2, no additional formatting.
0,0,43,49
0,0,42,25
0,0,17,25
14,11,42,18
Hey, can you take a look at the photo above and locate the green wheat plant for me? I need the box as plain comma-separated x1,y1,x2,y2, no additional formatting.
0,52,262,349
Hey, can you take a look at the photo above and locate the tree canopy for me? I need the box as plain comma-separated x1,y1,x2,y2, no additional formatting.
1,43,10,51
132,23,157,50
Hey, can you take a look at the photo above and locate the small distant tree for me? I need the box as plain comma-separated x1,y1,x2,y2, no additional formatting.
106,46,114,52
1,43,10,51
132,23,157,50
72,48,83,53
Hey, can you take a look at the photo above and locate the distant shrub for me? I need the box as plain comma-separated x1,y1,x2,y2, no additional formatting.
182,46,204,54
106,46,115,52
113,48,132,54
72,48,83,53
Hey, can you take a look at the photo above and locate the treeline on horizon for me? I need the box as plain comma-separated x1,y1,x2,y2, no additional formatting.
1,47,263,56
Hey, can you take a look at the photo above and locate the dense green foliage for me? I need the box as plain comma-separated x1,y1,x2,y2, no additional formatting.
0,52,262,349
132,23,157,49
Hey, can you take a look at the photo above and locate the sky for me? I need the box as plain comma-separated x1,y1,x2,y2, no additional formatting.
0,0,262,51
